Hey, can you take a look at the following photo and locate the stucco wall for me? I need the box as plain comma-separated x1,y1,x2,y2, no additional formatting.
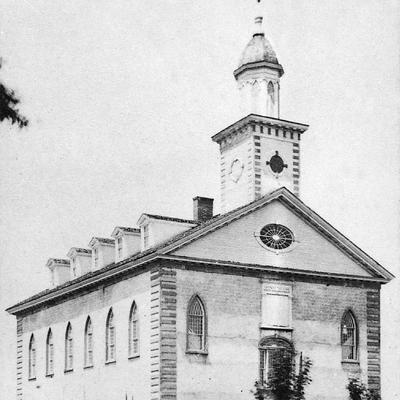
175,268,374,400
20,271,151,400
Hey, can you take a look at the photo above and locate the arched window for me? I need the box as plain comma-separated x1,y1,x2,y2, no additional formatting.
128,302,139,357
65,322,73,371
341,310,358,360
28,334,36,379
106,309,116,362
187,295,206,352
84,317,93,367
267,81,275,104
46,329,54,376
259,337,293,383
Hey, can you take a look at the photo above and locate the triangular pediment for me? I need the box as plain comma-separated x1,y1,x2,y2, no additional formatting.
163,188,393,282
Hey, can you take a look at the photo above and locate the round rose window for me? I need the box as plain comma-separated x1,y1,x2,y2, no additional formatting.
259,224,294,250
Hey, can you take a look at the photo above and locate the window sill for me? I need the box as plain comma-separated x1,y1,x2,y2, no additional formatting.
128,354,140,360
259,324,293,331
83,365,94,370
186,349,208,355
64,369,73,374
341,359,360,365
105,360,116,365
45,373,54,378
28,377,36,381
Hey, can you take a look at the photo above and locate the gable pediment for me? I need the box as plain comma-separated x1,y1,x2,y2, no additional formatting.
168,190,392,281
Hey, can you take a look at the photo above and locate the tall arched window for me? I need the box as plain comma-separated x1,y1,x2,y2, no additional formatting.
267,81,275,103
28,334,36,379
187,295,206,352
106,308,116,362
84,317,94,367
129,302,139,357
259,337,293,383
341,310,358,361
46,329,54,376
65,322,73,371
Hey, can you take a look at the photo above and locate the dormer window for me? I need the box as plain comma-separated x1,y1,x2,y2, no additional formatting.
89,237,115,270
71,258,77,278
111,227,141,262
46,258,71,287
117,237,123,259
143,225,149,249
93,248,99,269
137,213,198,252
67,247,92,279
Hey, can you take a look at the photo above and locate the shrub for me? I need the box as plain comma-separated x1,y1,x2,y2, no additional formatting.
347,379,381,400
252,352,312,400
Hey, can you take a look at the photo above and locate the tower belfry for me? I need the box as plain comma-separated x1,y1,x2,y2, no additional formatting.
212,3,309,213
234,10,283,118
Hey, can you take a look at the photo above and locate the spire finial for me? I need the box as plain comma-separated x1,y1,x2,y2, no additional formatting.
254,0,264,36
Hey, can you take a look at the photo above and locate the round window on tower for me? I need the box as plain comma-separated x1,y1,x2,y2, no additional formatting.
258,224,294,250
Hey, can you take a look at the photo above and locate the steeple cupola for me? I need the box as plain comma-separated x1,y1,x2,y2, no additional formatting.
212,2,309,214
234,11,283,118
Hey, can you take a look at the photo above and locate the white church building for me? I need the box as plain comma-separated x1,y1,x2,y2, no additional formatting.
6,6,394,400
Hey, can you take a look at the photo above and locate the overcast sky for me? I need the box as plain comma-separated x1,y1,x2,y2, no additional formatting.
0,0,399,398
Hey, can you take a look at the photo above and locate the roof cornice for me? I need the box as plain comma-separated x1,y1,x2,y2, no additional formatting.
158,254,389,284
66,247,91,258
234,60,284,79
137,213,198,227
88,237,114,248
46,258,70,269
212,114,309,144
111,226,140,238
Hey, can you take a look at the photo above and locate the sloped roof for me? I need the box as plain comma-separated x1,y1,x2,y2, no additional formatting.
115,227,140,233
6,187,394,315
239,33,279,67
138,213,198,225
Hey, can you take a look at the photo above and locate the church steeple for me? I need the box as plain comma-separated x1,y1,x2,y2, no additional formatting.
212,1,309,214
234,6,284,118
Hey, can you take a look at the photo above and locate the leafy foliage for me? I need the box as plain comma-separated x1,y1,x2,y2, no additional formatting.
347,379,381,400
0,60,28,128
292,355,312,400
252,351,312,400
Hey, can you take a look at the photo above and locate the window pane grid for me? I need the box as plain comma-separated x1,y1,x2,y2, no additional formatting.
129,305,139,356
29,336,36,379
341,311,357,360
259,339,292,383
65,324,73,371
117,237,123,258
85,319,93,367
106,310,116,362
187,297,205,351
46,331,54,375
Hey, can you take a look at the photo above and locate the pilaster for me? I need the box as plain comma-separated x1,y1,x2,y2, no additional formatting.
150,266,177,400
367,289,381,393
16,316,23,400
